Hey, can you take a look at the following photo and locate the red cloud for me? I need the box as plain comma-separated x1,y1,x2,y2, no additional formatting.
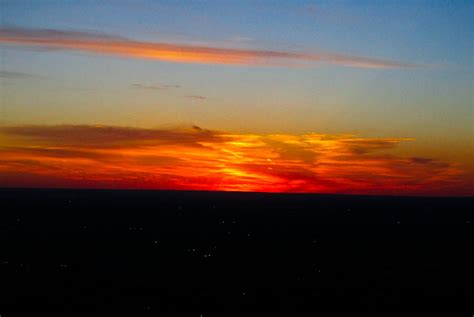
0,125,469,196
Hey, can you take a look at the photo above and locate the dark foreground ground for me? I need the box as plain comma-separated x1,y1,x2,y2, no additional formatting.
0,188,473,314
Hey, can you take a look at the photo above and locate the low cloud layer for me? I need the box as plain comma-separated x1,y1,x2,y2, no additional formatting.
0,27,426,69
0,125,468,195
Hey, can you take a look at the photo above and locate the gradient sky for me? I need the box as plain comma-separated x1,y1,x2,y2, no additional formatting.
0,1,473,195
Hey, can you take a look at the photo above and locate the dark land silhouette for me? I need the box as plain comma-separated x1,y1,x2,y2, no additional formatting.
0,188,473,313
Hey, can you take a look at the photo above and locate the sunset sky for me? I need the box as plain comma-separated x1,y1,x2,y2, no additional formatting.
0,1,473,195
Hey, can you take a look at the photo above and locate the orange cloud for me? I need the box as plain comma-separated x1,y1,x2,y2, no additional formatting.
0,125,469,195
0,27,426,69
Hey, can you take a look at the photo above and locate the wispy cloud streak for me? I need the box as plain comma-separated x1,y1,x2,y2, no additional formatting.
0,27,425,69
131,83,180,90
186,95,207,100
0,70,35,79
0,125,467,195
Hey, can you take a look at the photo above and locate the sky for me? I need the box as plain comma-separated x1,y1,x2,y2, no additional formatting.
0,0,473,195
